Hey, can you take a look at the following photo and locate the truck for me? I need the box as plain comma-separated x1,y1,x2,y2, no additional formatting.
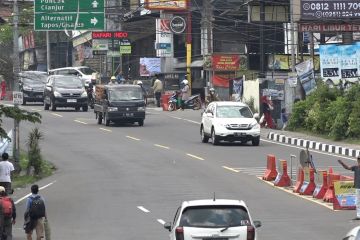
94,84,146,126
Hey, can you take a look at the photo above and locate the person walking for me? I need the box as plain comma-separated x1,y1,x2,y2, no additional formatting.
1,80,6,100
0,186,16,240
180,79,190,110
281,108,288,130
0,153,14,195
151,74,163,107
24,184,46,240
338,156,360,220
260,95,274,129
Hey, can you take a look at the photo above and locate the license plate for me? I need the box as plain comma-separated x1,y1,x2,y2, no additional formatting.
125,113,133,117
67,99,77,103
234,132,246,137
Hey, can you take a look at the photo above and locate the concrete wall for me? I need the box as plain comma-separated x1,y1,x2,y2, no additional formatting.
243,79,260,113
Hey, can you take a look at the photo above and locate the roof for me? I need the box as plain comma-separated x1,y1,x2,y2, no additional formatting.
214,101,248,107
182,199,247,208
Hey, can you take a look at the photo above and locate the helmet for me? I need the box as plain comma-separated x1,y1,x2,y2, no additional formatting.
182,79,188,85
209,87,215,92
137,80,143,85
111,76,116,80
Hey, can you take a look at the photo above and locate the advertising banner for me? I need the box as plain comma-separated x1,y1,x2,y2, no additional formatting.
339,44,358,82
268,55,320,71
155,18,173,57
334,181,356,209
301,0,360,21
320,44,341,84
139,58,161,77
145,0,188,10
296,59,316,95
212,54,240,71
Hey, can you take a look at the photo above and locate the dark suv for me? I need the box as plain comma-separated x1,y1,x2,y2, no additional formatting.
19,71,48,105
43,75,88,111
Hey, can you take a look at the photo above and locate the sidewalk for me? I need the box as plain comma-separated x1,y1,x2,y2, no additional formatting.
262,128,360,159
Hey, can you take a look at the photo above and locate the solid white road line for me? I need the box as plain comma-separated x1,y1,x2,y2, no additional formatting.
127,136,141,141
157,219,166,225
137,206,150,213
74,120,88,125
154,144,170,149
186,153,204,161
15,181,56,205
99,128,112,132
51,113,63,117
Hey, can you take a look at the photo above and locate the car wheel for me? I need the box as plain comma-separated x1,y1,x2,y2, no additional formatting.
97,113,102,124
104,114,110,126
252,136,260,146
211,128,219,145
22,100,26,105
200,126,209,143
82,106,88,112
75,107,80,111
138,120,144,126
168,102,176,111
50,99,56,111
44,102,49,110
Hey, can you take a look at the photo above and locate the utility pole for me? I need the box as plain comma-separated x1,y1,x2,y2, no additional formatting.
290,0,296,73
259,0,265,77
12,0,20,165
203,0,213,88
186,0,192,93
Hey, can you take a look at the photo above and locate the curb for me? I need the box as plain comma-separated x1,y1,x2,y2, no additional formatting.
267,132,360,158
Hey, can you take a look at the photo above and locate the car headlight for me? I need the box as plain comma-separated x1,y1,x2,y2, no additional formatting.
81,91,87,97
251,122,260,130
137,106,145,111
220,123,230,128
54,91,61,97
108,107,118,112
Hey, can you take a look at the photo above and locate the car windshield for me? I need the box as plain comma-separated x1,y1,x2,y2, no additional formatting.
54,77,83,88
179,206,251,228
109,88,143,101
20,73,47,84
216,106,253,118
78,67,96,75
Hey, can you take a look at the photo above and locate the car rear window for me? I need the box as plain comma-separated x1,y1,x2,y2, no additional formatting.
179,206,251,228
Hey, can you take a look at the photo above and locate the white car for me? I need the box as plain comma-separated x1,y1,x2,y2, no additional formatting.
200,101,260,146
343,226,360,240
164,199,261,240
48,66,97,87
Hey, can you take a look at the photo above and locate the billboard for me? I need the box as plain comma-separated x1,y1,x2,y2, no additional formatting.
301,0,360,20
139,58,161,77
145,0,188,10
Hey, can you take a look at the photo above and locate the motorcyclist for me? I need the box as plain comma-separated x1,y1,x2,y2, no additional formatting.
137,80,147,105
109,76,118,85
180,79,190,110
87,78,96,108
205,88,220,106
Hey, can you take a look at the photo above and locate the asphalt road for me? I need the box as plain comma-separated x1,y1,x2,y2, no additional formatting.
3,103,358,240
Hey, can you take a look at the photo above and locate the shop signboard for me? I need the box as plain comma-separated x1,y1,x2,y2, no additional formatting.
301,0,360,20
212,54,240,71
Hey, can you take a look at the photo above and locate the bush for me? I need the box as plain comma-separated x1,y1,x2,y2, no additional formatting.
27,128,43,175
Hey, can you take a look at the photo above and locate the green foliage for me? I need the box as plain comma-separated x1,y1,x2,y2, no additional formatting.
27,128,43,175
289,81,360,141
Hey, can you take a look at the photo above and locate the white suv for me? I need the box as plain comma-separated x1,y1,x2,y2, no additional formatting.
48,66,97,86
200,101,260,146
164,199,261,240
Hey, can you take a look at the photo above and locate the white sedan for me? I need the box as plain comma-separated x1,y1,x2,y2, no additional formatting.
200,101,260,146
164,198,262,240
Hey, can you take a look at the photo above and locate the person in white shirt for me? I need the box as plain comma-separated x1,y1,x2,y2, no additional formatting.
0,153,14,195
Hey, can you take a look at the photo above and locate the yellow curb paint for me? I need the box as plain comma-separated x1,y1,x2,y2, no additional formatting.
154,144,170,149
259,177,335,210
74,120,88,125
186,153,204,161
222,166,240,173
99,128,112,132
127,136,140,141
51,113,63,117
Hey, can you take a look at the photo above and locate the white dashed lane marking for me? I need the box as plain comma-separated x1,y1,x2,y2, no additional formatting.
137,206,150,213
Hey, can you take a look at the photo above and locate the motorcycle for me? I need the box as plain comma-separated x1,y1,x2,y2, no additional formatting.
86,85,95,109
168,91,202,111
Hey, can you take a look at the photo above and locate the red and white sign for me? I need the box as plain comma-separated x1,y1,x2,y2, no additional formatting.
92,31,129,39
155,18,173,57
212,54,240,71
299,23,360,32
145,0,188,10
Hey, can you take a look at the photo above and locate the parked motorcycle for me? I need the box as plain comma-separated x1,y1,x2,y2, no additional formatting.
168,91,202,111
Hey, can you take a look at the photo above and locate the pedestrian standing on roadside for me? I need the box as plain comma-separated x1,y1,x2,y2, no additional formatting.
151,74,163,107
281,108,288,130
24,184,46,240
0,186,16,240
260,95,274,129
0,153,14,195
180,79,190,110
338,156,360,220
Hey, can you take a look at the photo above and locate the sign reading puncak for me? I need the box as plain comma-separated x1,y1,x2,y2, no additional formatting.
301,0,360,20
34,0,105,31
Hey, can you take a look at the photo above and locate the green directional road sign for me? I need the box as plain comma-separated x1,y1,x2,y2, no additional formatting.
34,0,105,31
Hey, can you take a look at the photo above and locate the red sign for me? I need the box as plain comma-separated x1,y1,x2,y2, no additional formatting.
212,54,240,71
92,31,129,39
299,23,360,32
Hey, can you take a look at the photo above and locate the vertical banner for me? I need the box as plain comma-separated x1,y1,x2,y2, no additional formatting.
319,45,341,84
295,59,316,95
155,18,173,57
339,44,358,82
